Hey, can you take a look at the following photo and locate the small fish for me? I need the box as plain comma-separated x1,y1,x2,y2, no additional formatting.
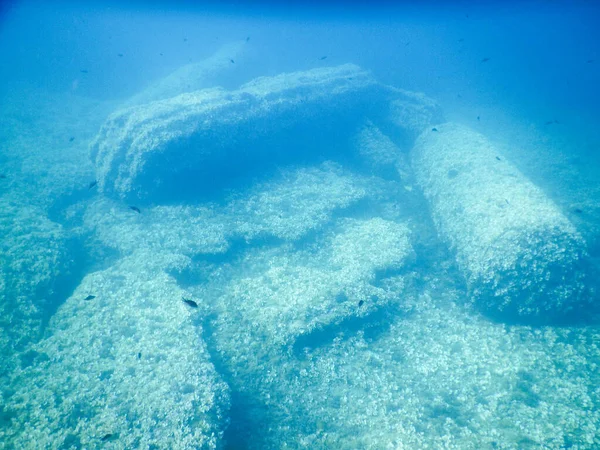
137,352,142,359
129,206,141,214
183,37,188,42
183,298,198,308
574,208,583,214
432,128,438,132
495,156,501,161
319,56,327,60
544,119,560,125
405,41,410,46
0,174,6,179
481,57,490,63
117,53,123,57
159,52,164,56
84,295,96,301
587,59,594,63
69,136,75,142
230,59,235,64
358,300,364,307
88,180,97,190
477,115,480,121
80,69,88,73
246,36,250,42
101,433,115,442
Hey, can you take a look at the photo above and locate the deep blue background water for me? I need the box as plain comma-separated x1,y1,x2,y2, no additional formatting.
2,1,600,449
1,1,599,123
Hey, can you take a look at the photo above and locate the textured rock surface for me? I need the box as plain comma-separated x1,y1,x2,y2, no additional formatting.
2,253,229,449
197,214,414,446
209,217,413,348
82,162,371,260
410,122,592,320
267,289,600,449
0,198,74,379
91,64,388,202
387,87,444,142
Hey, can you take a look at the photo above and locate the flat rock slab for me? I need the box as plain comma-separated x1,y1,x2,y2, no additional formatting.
207,216,413,365
91,64,393,203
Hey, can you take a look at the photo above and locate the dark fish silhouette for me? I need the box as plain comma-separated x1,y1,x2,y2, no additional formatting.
101,433,116,442
319,56,327,60
0,174,6,179
545,120,560,125
183,37,188,42
481,57,490,63
137,352,142,359
230,59,235,63
159,52,164,56
587,59,594,63
358,300,364,307
432,128,438,132
129,206,141,214
496,156,501,161
88,180,97,190
118,53,123,57
80,69,88,73
477,115,480,121
84,295,96,301
574,208,583,214
69,137,75,142
183,298,198,308
246,36,250,42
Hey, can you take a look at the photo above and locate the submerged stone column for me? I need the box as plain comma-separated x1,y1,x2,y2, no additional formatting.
410,122,591,320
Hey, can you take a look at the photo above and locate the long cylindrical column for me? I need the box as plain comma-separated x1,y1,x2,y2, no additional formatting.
410,122,590,320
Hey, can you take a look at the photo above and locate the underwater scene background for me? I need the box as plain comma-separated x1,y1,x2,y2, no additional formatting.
1,1,600,448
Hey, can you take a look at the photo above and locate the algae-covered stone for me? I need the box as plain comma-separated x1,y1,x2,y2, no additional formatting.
3,253,229,449
410,122,591,320
91,64,387,203
210,217,413,350
226,162,370,241
0,199,74,378
387,87,444,141
272,292,600,449
83,162,370,259
125,41,248,107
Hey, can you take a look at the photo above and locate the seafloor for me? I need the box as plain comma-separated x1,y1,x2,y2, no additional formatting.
1,45,600,450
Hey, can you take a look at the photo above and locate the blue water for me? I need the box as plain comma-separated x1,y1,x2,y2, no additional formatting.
1,1,600,449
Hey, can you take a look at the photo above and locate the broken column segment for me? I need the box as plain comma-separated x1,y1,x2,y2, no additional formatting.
3,253,229,449
410,122,591,320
